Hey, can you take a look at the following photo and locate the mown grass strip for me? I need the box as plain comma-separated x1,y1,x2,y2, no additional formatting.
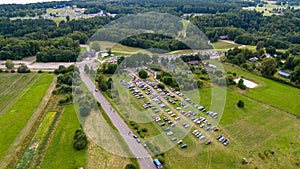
0,73,53,160
40,105,87,169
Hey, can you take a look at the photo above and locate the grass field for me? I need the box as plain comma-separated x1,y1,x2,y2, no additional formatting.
0,73,53,160
223,64,300,115
161,85,300,169
41,104,134,169
106,66,299,169
40,105,87,169
244,2,300,16
99,41,152,54
0,74,36,117
212,40,241,50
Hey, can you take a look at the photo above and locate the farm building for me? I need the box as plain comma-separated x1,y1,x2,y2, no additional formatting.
278,70,290,78
249,57,258,62
187,60,199,65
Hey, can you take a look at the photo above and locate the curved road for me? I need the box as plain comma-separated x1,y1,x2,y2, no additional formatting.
78,66,156,169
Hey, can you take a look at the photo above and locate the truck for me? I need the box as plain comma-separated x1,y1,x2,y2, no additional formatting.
153,159,163,169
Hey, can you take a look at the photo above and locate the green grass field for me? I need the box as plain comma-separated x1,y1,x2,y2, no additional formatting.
0,73,53,160
223,64,300,115
212,40,241,50
106,66,299,169
99,41,152,54
40,102,133,169
0,74,36,117
161,85,300,169
40,105,87,169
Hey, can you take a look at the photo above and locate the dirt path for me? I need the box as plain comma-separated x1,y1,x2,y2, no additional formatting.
0,76,56,169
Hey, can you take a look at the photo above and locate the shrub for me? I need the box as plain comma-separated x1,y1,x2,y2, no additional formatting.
237,100,245,108
237,79,246,89
138,69,148,79
17,65,30,73
157,83,165,89
79,104,91,117
38,70,43,73
125,163,137,169
157,155,165,165
141,128,148,132
73,129,88,150
11,69,15,73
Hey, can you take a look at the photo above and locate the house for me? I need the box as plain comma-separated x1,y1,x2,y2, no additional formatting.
278,70,290,78
187,60,199,65
219,35,229,40
249,57,258,62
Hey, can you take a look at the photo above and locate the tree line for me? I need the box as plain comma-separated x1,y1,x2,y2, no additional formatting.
191,9,300,49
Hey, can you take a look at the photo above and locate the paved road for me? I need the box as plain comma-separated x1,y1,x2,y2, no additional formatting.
78,66,156,169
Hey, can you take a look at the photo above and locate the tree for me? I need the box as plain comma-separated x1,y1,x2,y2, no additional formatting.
256,41,264,51
107,48,112,56
84,64,89,73
66,15,70,22
138,69,148,79
79,104,91,117
125,164,137,169
261,58,277,76
291,65,300,84
266,46,276,55
5,59,14,69
17,65,30,73
91,42,101,52
97,74,108,91
157,83,165,89
237,79,246,89
237,100,245,108
73,129,88,150
117,56,125,65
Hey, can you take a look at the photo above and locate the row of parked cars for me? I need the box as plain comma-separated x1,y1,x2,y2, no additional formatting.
216,134,230,146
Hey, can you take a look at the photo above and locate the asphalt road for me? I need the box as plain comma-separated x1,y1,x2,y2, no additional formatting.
79,67,157,169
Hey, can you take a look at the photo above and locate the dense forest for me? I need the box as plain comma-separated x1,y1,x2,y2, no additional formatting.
0,16,112,61
0,0,256,17
0,0,300,62
191,9,300,49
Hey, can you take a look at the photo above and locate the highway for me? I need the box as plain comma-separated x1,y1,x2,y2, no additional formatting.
79,66,157,169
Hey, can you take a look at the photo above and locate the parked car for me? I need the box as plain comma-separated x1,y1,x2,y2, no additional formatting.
171,137,177,141
180,144,187,148
205,140,212,145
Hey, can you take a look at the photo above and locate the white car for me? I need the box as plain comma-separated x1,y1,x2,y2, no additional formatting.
167,131,173,136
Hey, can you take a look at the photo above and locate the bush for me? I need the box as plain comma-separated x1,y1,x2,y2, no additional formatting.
125,163,137,169
141,128,148,132
11,69,15,73
17,65,30,73
73,129,88,150
38,70,43,73
157,155,165,165
237,79,246,89
0,68,2,73
79,104,91,117
157,83,165,89
237,100,245,108
138,69,148,79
